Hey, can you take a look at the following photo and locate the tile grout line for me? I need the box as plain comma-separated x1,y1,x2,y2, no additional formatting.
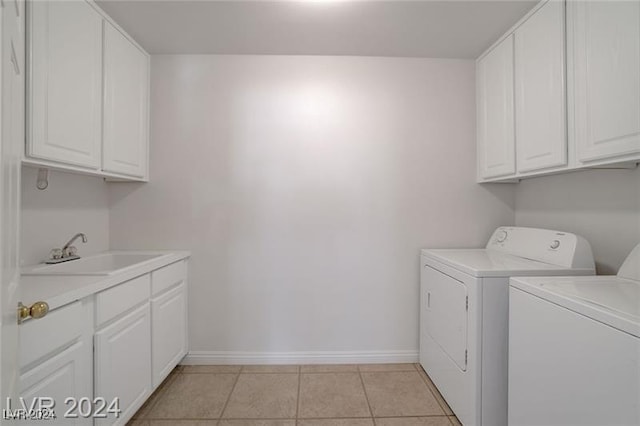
138,368,180,420
357,365,377,426
293,418,400,423
373,415,456,418
295,366,302,422
178,417,298,421
415,365,445,403
415,364,456,420
217,370,243,422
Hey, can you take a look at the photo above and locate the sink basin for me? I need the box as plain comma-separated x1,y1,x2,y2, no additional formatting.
23,253,165,276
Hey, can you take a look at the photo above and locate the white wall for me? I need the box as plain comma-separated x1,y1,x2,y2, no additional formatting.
21,167,110,266
109,55,515,360
515,167,640,275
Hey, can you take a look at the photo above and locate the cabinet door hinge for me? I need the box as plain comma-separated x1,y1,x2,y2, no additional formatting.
465,350,468,366
465,296,469,311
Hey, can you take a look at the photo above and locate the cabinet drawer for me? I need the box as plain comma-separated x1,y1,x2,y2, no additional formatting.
96,274,150,326
20,300,83,369
151,261,185,296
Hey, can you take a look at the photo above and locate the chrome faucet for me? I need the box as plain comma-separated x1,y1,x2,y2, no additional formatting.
46,233,88,264
63,233,88,252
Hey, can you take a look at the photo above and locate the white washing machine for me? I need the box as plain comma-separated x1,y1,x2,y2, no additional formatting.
420,227,595,426
509,243,640,426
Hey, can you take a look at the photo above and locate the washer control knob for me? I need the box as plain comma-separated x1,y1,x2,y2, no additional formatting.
496,230,508,243
550,240,561,250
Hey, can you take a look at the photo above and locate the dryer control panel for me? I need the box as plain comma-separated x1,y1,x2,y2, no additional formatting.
487,227,595,270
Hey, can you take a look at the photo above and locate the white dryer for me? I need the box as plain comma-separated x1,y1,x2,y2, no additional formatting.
420,227,595,426
509,243,640,426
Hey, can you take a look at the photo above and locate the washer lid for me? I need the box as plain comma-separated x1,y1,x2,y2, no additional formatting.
421,249,594,278
510,276,640,338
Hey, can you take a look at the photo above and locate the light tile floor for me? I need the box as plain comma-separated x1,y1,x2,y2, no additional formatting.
129,364,461,426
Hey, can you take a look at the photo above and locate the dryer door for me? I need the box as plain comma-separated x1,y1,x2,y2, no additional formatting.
423,265,468,371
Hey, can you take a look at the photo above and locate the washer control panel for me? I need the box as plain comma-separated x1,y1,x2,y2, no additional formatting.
486,227,594,269
495,230,508,243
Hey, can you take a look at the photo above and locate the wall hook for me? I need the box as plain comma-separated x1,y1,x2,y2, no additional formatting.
36,168,49,190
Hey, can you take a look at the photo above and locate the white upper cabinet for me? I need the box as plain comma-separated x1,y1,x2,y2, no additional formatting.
26,0,149,181
569,0,640,163
514,0,567,173
103,22,149,178
27,0,102,169
477,0,640,182
477,35,516,179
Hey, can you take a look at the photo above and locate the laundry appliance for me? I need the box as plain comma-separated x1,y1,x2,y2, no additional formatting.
509,243,640,426
419,226,595,426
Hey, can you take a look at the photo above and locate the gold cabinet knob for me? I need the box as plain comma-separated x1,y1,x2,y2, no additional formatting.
30,301,49,319
18,301,49,323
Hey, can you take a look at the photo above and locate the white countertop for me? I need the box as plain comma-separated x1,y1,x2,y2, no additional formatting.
21,250,191,311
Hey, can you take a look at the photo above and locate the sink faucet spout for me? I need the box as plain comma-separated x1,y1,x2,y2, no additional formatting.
62,233,88,251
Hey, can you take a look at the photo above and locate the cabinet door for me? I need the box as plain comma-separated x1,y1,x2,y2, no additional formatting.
515,0,567,173
27,0,102,168
571,0,640,163
151,283,187,387
102,22,149,178
1,0,24,409
94,304,151,425
477,35,516,179
20,341,92,425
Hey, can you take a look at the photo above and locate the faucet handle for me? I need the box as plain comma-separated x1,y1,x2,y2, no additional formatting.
49,248,63,260
63,246,77,257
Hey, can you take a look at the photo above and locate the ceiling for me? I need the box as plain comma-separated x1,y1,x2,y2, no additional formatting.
96,0,537,58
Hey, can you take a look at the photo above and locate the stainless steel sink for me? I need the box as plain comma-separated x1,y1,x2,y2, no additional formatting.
23,253,165,276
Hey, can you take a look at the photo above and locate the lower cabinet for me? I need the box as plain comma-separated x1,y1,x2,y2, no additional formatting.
19,259,188,425
152,283,187,387
20,341,92,425
19,300,92,425
94,304,152,425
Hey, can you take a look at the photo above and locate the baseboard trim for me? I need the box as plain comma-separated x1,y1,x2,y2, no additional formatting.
181,350,419,365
